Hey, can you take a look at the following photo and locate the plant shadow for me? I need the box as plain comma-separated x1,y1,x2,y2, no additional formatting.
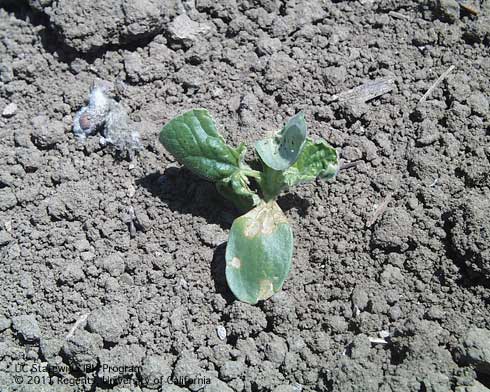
137,167,241,302
138,167,312,225
137,166,313,303
137,166,239,230
277,192,311,218
211,243,236,304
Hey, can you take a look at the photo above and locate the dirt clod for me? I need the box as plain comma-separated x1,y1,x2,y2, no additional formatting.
62,329,103,373
12,315,41,342
435,0,460,22
86,305,129,344
449,195,490,281
141,355,173,389
31,116,64,149
372,207,413,251
455,327,490,376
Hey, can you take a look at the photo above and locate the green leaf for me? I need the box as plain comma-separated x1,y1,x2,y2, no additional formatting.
216,172,261,212
159,109,241,181
255,112,307,171
258,138,339,200
225,201,293,304
257,166,285,201
283,138,339,187
160,109,263,210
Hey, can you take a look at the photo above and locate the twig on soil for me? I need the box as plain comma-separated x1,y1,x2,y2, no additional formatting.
123,205,137,238
340,160,363,171
418,65,455,104
330,77,395,103
369,337,388,345
65,313,88,339
459,3,479,15
128,206,137,238
367,192,393,227
388,11,412,21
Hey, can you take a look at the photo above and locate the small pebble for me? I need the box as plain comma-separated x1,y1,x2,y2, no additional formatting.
26,350,38,360
2,102,17,117
198,224,227,247
0,231,12,247
342,146,362,161
389,304,402,320
0,316,11,332
292,384,303,392
217,325,227,340
79,112,91,130
86,305,128,344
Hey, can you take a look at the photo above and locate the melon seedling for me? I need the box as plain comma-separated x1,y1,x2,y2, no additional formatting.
160,109,339,304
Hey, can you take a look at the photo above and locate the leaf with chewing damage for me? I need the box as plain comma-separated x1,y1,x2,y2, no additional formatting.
159,109,243,182
255,112,307,171
283,138,339,186
225,201,293,304
259,138,339,200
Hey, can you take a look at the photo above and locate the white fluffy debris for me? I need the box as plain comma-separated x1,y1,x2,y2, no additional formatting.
73,85,110,141
73,81,142,158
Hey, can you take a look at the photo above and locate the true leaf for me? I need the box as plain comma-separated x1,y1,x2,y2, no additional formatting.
255,112,307,171
225,201,293,304
257,166,286,201
259,138,339,199
283,138,339,187
159,109,242,181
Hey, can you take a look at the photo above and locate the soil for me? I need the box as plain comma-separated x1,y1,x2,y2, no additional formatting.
0,0,489,391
